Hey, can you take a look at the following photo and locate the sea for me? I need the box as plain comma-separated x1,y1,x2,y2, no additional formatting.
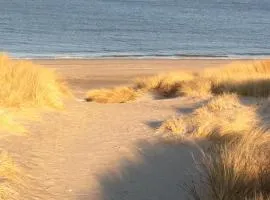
1,0,270,59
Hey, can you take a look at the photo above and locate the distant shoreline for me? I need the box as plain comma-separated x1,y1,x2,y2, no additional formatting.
17,56,270,60
7,53,270,60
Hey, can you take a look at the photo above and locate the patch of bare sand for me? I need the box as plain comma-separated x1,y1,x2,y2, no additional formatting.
0,96,208,200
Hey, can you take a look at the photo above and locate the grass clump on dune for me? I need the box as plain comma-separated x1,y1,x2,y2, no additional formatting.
158,116,187,137
85,72,194,103
133,60,270,98
0,151,21,200
159,94,258,140
0,54,70,198
0,111,25,135
207,60,270,97
0,54,70,134
190,130,270,200
85,87,139,103
0,54,69,109
134,72,194,97
205,60,270,75
85,60,270,103
211,75,270,97
180,60,270,97
178,77,212,97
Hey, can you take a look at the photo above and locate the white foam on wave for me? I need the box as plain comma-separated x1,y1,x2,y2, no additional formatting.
9,52,270,60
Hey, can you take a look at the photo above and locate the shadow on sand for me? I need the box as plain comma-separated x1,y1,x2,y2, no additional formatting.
77,139,205,200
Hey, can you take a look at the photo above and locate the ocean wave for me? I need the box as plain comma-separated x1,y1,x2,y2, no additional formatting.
10,52,270,60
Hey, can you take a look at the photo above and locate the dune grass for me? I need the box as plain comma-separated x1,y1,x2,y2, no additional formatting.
159,93,270,199
0,55,71,197
85,60,270,103
0,54,70,134
0,111,25,135
132,60,270,98
204,60,270,75
178,77,212,97
159,90,269,199
180,60,270,97
207,60,270,97
83,60,270,199
0,151,21,200
166,93,270,199
133,60,270,98
190,130,270,200
85,72,194,103
159,94,258,140
85,87,139,103
0,54,69,109
134,72,194,97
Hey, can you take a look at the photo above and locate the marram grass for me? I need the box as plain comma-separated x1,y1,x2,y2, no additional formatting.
86,87,139,103
0,151,21,200
0,55,71,198
134,72,194,97
0,54,70,134
0,110,25,135
190,130,270,200
85,72,194,103
181,60,270,97
85,60,270,103
159,94,258,140
0,54,69,108
133,60,270,98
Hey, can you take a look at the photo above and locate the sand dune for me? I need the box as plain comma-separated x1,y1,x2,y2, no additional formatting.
0,58,267,200
1,95,206,200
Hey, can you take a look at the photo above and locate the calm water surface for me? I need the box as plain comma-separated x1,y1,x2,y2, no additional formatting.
1,0,270,58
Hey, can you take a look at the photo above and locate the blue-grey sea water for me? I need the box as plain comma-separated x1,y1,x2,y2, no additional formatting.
1,0,270,58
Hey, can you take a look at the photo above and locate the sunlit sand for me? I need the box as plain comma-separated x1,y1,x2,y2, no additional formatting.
0,57,269,199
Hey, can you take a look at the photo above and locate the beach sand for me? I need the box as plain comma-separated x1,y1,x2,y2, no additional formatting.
0,59,252,199
33,59,241,95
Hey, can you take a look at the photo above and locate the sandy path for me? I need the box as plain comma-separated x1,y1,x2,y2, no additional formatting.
1,96,205,200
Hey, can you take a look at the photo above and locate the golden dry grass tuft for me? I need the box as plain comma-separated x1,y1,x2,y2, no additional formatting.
131,60,270,98
190,130,270,200
204,60,270,76
158,116,186,137
176,60,270,97
207,61,270,97
0,54,70,134
0,54,71,197
85,72,194,103
85,60,270,102
0,151,21,199
134,72,194,97
0,111,25,135
159,94,258,140
178,77,212,97
126,60,270,199
85,87,139,103
0,54,69,109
